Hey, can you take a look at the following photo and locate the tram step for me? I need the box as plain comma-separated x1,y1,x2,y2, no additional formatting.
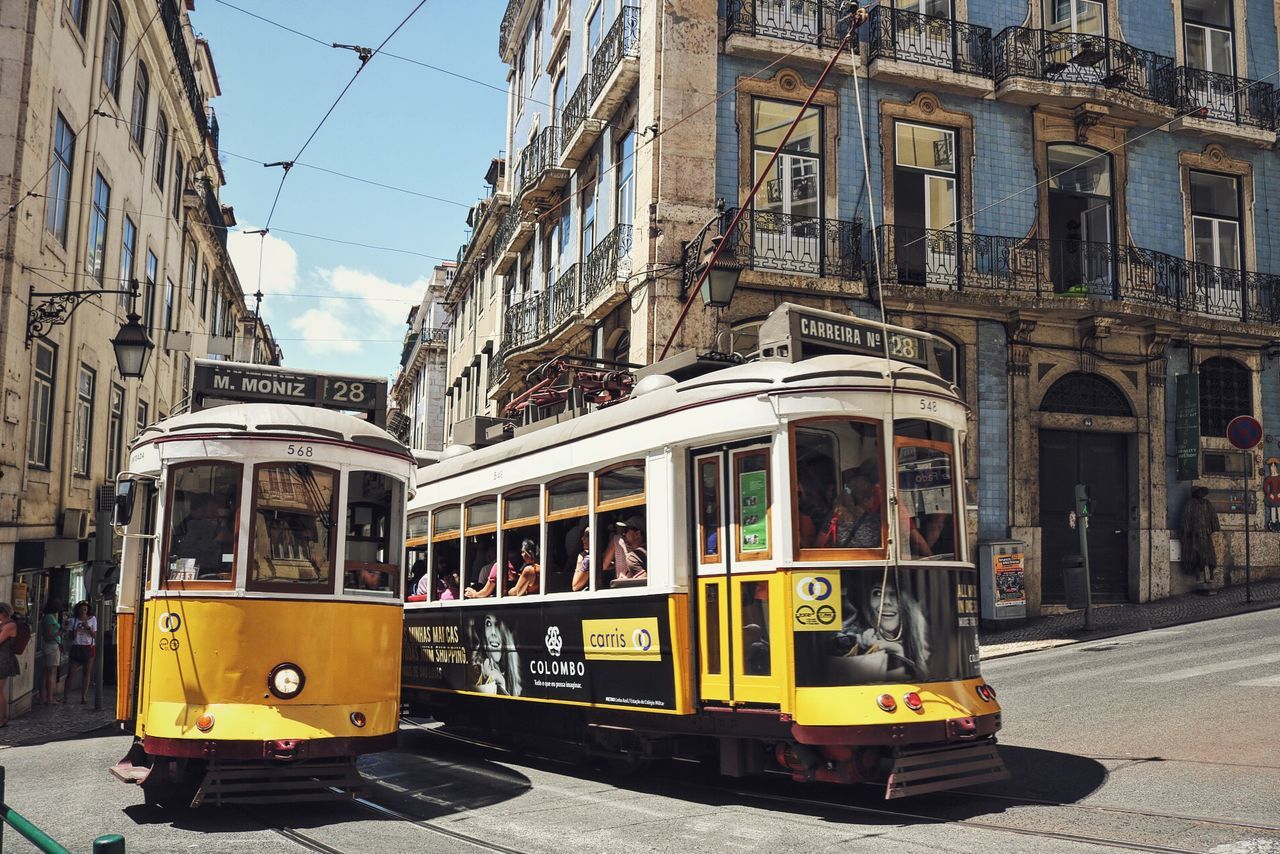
194,760,364,807
885,741,1010,799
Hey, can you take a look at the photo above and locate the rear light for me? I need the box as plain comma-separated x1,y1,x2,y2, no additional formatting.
350,711,366,728
196,713,215,732
987,684,997,698
903,691,924,712
876,693,897,712
976,684,995,702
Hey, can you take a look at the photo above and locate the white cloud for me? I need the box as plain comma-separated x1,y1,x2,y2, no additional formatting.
228,226,299,295
289,308,362,357
320,266,428,326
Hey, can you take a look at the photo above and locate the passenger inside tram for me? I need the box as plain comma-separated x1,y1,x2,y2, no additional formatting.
794,421,884,554
611,514,647,587
507,539,541,596
569,525,591,592
463,542,499,598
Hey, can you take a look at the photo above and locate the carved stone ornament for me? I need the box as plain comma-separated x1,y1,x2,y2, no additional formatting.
1006,315,1037,377
776,69,803,93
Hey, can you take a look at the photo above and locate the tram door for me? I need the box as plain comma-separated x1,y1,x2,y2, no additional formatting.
693,443,785,708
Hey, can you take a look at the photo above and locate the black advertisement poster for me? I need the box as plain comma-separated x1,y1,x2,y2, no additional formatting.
1175,373,1200,481
403,596,678,711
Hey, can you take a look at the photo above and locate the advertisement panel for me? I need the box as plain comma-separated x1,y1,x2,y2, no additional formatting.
403,596,678,710
992,552,1026,609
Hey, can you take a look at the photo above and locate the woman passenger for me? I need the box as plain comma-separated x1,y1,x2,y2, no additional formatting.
508,539,541,596
570,528,591,592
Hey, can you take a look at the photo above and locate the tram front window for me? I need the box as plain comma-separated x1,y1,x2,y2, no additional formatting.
792,419,885,557
895,419,957,561
167,462,241,582
344,471,402,594
249,463,336,590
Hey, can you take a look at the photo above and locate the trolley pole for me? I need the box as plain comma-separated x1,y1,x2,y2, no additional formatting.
1074,484,1096,631
1243,465,1254,604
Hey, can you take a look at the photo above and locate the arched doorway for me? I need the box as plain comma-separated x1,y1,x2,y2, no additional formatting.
1038,372,1133,603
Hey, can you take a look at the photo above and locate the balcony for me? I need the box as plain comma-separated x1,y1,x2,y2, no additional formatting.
871,225,1280,324
159,0,205,131
582,224,634,308
199,177,227,250
725,0,857,71
993,26,1175,123
589,5,640,122
206,106,220,154
491,201,534,274
559,72,603,168
718,207,864,289
865,7,992,96
1170,67,1276,145
512,125,569,209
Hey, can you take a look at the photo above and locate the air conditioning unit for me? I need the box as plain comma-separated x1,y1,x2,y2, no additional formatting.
60,508,90,540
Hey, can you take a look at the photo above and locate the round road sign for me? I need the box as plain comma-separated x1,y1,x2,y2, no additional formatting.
1227,415,1263,450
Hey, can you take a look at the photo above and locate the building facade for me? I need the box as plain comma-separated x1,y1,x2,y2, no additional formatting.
0,0,277,711
390,262,451,452
442,0,1280,612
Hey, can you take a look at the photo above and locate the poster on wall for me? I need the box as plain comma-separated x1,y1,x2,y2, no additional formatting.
739,470,768,552
1264,457,1280,533
992,552,1026,609
1175,373,1200,481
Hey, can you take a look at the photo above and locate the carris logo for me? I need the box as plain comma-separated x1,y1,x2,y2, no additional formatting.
796,576,833,602
545,626,563,656
631,627,653,652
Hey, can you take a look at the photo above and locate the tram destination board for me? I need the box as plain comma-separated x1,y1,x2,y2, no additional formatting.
758,304,932,367
192,359,387,425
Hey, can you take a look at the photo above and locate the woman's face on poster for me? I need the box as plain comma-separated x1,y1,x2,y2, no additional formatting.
871,584,900,635
483,614,502,658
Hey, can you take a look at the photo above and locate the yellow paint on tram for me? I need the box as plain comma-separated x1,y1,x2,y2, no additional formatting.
793,679,999,726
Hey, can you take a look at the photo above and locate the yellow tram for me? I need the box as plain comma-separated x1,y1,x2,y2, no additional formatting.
111,361,415,806
402,304,1008,798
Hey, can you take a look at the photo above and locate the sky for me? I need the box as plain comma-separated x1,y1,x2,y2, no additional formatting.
190,1,508,378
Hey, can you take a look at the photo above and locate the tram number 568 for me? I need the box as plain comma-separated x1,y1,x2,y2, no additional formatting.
286,444,314,457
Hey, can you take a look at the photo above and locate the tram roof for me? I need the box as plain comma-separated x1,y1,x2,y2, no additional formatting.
419,354,957,486
134,402,412,459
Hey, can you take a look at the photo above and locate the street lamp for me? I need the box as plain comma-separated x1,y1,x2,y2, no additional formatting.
680,200,742,308
27,279,154,379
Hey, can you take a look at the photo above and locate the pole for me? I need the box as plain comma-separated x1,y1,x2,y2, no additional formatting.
1244,465,1253,603
1074,484,1095,630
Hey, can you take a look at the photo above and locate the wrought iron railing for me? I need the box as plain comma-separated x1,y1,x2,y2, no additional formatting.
725,0,853,49
1174,67,1275,129
548,264,581,328
504,290,549,354
561,73,594,154
866,6,992,77
514,126,561,196
872,224,1280,322
582,224,633,302
490,200,522,258
200,177,227,250
206,106,219,153
498,0,522,58
993,26,1175,105
720,207,863,280
159,0,205,130
589,5,641,106
422,327,450,345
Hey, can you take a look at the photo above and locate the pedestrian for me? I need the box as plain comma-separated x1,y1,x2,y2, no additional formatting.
1180,486,1221,588
66,600,97,704
37,597,64,704
0,603,21,727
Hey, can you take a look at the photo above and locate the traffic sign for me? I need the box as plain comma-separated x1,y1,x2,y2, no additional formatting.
1227,415,1263,450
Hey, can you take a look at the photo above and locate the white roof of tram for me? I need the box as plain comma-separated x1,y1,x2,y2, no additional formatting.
420,354,959,486
133,402,412,459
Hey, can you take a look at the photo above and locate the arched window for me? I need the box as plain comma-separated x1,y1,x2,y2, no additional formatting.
610,330,630,365
1199,356,1251,437
102,1,124,100
153,112,169,190
130,62,149,149
1039,372,1132,417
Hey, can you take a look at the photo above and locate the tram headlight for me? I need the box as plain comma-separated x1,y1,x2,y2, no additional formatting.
350,711,367,728
268,663,306,700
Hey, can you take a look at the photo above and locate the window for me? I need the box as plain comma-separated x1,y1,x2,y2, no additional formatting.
580,183,596,259
1184,0,1234,74
516,48,526,115
87,171,111,284
1044,0,1105,34
696,456,722,563
200,264,209,319
130,62,149,149
119,216,137,309
614,129,635,228
530,9,542,86
66,0,88,33
587,1,603,59
1190,171,1241,270
144,250,157,329
502,487,542,596
186,240,198,302
212,288,223,336
752,99,823,274
1047,143,1113,293
135,399,148,435
249,463,337,591
166,462,241,584
793,419,886,558
27,342,56,468
596,461,646,588
552,67,567,124
344,471,403,594
1199,356,1251,437
163,277,175,332
895,419,958,561
106,384,125,479
429,505,462,601
893,121,956,285
546,475,589,592
153,112,168,190
72,365,95,476
741,580,771,676
172,156,184,221
45,113,75,246
102,1,124,100
461,497,499,598
406,513,430,598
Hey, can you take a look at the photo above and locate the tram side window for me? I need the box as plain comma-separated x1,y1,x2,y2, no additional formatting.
895,419,957,561
461,498,499,599
430,505,461,602
546,476,589,593
696,457,722,563
166,462,242,584
406,512,430,600
741,580,771,676
503,487,541,597
343,471,402,595
249,463,336,591
596,462,646,589
793,420,886,558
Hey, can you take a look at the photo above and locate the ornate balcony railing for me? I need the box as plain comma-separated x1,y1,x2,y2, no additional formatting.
422,327,450,345
561,73,594,155
720,207,863,280
993,26,1175,105
872,224,1280,323
866,6,992,77
582,224,633,303
725,0,853,49
491,201,523,258
498,0,521,58
589,4,640,106
199,177,227,250
504,291,549,354
513,125,561,197
548,264,581,329
159,0,205,130
206,106,220,153
1174,67,1275,129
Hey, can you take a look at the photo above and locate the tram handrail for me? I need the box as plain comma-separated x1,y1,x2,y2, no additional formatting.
1,767,126,853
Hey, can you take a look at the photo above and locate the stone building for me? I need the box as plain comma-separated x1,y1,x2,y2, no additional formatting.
442,0,1280,612
0,0,276,711
390,262,452,452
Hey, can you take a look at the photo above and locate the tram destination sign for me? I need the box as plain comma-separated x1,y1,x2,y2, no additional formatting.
758,304,933,368
192,360,387,425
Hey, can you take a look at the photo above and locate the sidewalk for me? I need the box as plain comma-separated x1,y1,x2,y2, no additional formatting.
979,577,1280,658
0,686,118,750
